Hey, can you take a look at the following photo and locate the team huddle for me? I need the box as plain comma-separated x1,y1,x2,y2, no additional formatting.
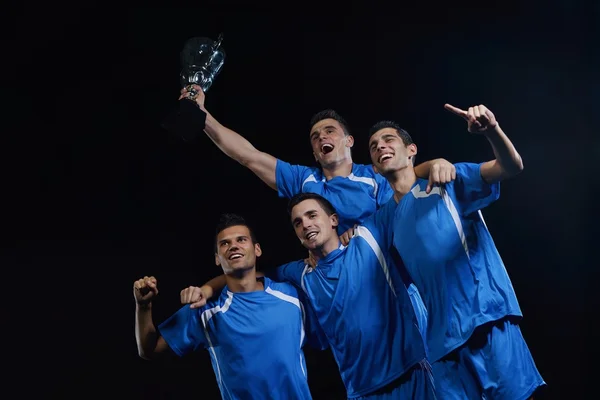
133,85,546,399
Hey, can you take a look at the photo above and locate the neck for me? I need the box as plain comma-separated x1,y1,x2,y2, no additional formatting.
225,268,263,293
309,237,341,265
385,166,417,202
321,159,353,180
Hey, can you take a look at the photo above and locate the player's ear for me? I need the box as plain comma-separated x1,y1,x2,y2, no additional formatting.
330,213,339,229
254,243,262,258
345,135,354,148
408,143,417,157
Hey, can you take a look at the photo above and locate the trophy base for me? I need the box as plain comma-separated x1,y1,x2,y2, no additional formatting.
161,99,207,142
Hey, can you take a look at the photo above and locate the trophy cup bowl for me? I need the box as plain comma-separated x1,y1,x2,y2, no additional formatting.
180,34,226,99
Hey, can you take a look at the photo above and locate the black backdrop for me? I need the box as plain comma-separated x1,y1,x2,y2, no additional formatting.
3,2,594,399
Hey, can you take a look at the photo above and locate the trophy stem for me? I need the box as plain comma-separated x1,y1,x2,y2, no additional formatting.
213,33,224,51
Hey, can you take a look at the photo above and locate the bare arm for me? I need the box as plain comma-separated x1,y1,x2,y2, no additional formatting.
135,303,170,360
133,276,170,360
414,159,458,193
203,112,278,189
182,85,278,190
479,124,524,183
444,103,523,184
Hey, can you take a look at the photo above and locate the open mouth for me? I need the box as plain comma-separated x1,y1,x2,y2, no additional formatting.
321,144,334,154
305,231,318,240
379,153,393,163
228,253,243,260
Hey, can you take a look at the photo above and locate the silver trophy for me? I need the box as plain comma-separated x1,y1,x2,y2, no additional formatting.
180,33,226,99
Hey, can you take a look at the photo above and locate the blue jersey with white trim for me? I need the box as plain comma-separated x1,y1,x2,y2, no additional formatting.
158,277,314,400
383,162,523,362
273,212,425,398
276,160,394,234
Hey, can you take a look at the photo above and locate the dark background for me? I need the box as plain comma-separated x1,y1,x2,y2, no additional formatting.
4,2,594,399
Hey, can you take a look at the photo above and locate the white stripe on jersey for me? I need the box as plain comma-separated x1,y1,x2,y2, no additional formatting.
200,291,234,396
354,225,397,296
411,185,470,259
265,287,307,376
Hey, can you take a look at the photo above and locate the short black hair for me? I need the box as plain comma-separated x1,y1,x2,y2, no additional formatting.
287,192,337,217
309,109,351,136
214,213,258,252
368,120,414,146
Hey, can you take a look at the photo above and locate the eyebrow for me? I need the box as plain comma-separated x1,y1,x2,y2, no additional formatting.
218,235,248,244
310,125,338,138
292,209,318,224
370,133,397,148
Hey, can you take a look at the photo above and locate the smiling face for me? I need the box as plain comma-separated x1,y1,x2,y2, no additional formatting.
290,198,339,253
215,225,262,274
309,118,354,168
369,127,417,175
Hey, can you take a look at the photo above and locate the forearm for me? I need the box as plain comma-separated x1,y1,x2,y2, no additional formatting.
201,274,228,299
135,304,159,360
202,109,278,189
481,125,524,183
203,110,261,166
414,159,439,178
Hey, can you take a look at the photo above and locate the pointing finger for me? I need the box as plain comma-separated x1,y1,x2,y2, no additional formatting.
444,104,468,119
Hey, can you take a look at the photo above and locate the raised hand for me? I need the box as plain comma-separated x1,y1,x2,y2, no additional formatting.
133,276,159,306
444,104,498,133
179,84,206,109
180,285,210,309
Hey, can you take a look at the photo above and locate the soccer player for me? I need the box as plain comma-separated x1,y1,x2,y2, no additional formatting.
367,103,546,399
178,85,456,335
183,193,435,399
134,213,322,400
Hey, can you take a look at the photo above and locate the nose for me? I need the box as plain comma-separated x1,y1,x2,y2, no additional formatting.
228,244,240,253
376,141,388,153
301,218,313,231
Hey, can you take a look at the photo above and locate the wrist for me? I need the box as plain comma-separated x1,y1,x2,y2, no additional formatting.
136,302,152,311
483,123,501,138
201,285,214,297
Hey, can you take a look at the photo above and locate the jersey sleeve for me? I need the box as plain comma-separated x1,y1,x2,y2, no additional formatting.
265,259,307,288
374,170,394,208
275,159,311,199
453,162,500,215
158,304,208,357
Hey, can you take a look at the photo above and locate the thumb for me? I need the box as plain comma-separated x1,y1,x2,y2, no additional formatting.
190,298,207,309
426,178,433,194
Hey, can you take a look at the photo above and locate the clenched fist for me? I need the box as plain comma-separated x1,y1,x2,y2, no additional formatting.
180,285,211,309
133,276,158,306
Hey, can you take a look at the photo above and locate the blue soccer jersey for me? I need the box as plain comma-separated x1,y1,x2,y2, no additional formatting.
276,160,393,234
272,214,426,398
381,162,523,363
158,277,315,400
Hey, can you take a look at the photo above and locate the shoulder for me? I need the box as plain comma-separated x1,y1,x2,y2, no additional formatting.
265,277,301,298
352,163,379,177
453,162,482,178
278,159,320,174
277,259,308,271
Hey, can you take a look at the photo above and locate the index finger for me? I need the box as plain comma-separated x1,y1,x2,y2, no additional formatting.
444,103,468,118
